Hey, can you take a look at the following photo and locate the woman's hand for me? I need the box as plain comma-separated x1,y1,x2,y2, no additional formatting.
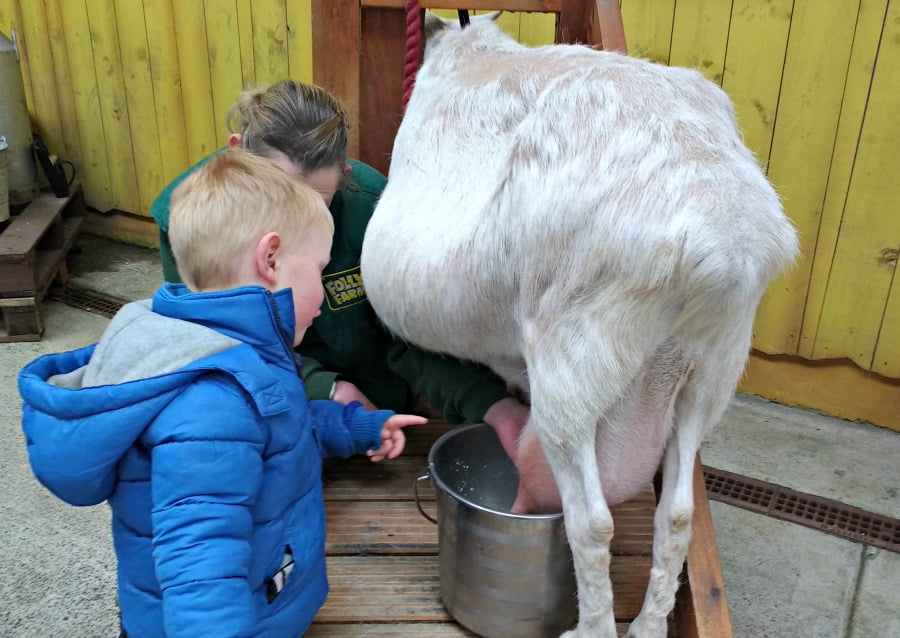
331,380,377,411
367,414,428,462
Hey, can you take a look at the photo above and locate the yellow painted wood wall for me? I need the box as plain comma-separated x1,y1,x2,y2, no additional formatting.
0,1,898,404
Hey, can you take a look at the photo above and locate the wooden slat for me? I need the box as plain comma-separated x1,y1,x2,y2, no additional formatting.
85,0,141,213
359,7,406,176
609,483,656,556
620,0,676,63
250,0,289,87
307,623,475,637
814,0,900,376
400,420,455,455
204,0,243,145
518,11,557,47
114,0,165,214
756,0,862,355
317,553,651,624
57,0,115,211
17,0,64,157
669,0,731,85
309,622,634,637
237,0,255,86
323,456,432,501
312,0,361,159
172,0,217,164
798,0,890,360
287,0,315,83
361,0,562,10
318,556,451,622
325,501,438,554
43,0,84,171
324,468,655,555
143,0,190,195
721,0,792,173
675,456,733,638
556,0,592,44
0,192,69,259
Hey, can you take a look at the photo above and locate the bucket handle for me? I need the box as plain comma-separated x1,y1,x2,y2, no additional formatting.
414,474,437,524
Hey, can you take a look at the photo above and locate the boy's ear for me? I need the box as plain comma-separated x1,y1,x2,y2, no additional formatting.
228,133,243,148
254,232,282,286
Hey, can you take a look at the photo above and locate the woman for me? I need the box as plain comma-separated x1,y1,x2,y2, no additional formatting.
150,79,528,457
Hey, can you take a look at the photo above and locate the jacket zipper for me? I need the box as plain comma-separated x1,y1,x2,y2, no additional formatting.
265,290,305,378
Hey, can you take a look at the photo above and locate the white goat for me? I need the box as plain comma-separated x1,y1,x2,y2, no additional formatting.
361,13,798,638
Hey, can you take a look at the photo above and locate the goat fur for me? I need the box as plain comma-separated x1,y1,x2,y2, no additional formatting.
361,14,798,638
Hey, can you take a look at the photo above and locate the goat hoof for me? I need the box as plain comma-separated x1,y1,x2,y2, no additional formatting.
560,622,618,638
624,615,668,638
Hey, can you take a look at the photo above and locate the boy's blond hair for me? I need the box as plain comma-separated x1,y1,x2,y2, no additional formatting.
169,149,334,290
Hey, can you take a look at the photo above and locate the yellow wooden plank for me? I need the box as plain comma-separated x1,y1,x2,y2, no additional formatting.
669,0,732,85
58,0,115,211
0,1,15,35
113,0,164,216
815,0,900,376
237,0,255,87
431,9,521,42
720,1,795,354
798,0,890,359
43,0,84,168
84,0,140,213
18,0,65,159
721,0,792,170
250,0,289,87
172,0,217,163
753,0,861,355
142,0,189,191
204,0,244,144
286,0,313,83
620,0,676,64
741,352,900,432
8,1,34,118
489,9,522,41
518,10,556,47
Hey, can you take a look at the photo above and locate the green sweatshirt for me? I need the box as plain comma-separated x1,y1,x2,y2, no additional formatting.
150,154,512,423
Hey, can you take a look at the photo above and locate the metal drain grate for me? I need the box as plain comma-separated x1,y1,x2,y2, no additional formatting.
703,465,899,553
48,284,126,319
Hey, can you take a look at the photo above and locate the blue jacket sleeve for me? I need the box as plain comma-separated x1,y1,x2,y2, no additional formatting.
146,376,265,638
308,400,393,459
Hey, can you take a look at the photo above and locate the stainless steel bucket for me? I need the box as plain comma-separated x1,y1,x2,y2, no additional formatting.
416,423,576,637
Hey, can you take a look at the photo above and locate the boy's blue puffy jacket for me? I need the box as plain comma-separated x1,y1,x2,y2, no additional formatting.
18,284,393,637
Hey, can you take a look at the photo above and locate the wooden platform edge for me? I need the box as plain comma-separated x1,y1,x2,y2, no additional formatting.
675,456,733,638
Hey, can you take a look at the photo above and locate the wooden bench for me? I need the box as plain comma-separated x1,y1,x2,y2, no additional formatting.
0,182,85,342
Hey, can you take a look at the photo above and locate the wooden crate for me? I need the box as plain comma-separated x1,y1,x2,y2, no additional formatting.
0,183,85,342
308,421,732,637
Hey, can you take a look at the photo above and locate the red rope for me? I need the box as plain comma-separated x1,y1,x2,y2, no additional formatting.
402,0,422,112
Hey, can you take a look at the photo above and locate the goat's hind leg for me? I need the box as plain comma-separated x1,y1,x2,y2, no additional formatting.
626,313,756,637
524,315,666,638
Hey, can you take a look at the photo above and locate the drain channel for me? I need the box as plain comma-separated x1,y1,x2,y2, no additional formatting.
48,284,126,319
703,465,899,553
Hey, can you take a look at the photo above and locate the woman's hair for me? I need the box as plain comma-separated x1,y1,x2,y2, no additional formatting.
227,79,349,173
169,148,334,291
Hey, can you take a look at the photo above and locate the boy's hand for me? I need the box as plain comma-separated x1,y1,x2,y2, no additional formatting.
332,380,377,411
367,414,428,462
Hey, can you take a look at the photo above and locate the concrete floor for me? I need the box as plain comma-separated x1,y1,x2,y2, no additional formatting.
1,234,898,637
